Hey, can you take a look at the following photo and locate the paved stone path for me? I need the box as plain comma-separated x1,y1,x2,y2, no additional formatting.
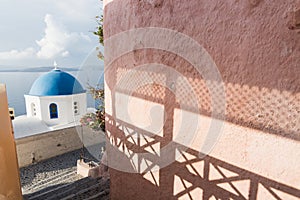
20,149,109,200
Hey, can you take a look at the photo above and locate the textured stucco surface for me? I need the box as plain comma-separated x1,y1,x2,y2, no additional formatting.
16,126,106,168
104,0,300,199
0,84,22,200
15,127,83,167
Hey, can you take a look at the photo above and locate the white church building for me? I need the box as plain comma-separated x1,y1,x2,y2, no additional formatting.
13,66,87,138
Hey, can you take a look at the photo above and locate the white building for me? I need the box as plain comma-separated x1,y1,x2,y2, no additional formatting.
13,67,87,138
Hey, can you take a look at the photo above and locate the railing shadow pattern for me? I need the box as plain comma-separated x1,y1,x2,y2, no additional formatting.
106,114,300,200
107,49,300,142
104,44,299,200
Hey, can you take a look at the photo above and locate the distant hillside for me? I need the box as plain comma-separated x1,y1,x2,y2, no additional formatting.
0,66,79,72
0,64,104,72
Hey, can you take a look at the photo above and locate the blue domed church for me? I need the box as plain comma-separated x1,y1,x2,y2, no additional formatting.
24,66,87,127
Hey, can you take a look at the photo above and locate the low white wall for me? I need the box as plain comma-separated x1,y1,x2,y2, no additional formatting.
15,127,83,168
15,126,106,168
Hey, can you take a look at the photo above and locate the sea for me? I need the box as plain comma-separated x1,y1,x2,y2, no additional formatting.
0,66,104,116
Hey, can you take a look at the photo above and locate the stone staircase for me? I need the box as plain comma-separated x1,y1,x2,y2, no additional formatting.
23,176,110,200
20,149,109,200
22,169,80,194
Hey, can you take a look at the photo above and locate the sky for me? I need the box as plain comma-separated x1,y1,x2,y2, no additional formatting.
0,0,103,68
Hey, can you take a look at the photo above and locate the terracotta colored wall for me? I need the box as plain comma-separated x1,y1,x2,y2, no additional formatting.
0,84,22,200
104,0,300,199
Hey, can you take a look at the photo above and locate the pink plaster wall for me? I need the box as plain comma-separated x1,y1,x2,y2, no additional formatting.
104,0,300,199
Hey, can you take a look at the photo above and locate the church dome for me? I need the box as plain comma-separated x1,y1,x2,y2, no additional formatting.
29,69,85,96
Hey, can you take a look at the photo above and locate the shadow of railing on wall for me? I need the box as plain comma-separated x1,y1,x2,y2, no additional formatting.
106,114,300,200
106,49,300,142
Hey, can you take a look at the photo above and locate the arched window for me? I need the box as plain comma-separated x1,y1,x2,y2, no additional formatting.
49,103,58,119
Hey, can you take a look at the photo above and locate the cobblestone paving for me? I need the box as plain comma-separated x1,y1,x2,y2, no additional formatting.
20,148,109,199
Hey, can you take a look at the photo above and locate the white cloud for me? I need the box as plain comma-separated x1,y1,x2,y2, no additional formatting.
61,51,70,57
36,14,91,59
0,0,101,67
0,48,35,60
0,14,93,63
80,33,92,42
55,0,102,22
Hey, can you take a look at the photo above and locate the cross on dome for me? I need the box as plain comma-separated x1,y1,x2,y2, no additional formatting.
53,61,58,70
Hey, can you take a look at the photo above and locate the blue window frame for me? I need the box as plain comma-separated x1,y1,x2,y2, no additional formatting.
49,103,58,119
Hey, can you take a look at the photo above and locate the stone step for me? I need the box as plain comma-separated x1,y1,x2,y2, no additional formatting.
22,168,77,194
82,189,110,200
24,177,109,200
51,180,100,200
59,178,110,200
24,176,91,200
46,177,101,200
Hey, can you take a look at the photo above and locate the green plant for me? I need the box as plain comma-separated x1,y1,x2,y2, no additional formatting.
94,15,104,46
81,5,105,132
